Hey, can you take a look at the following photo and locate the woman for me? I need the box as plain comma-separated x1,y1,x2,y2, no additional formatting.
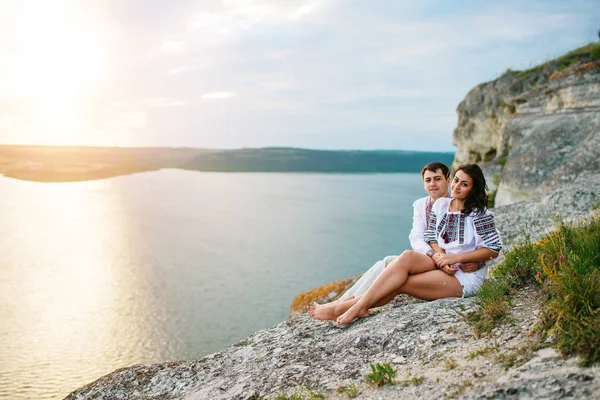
310,164,501,325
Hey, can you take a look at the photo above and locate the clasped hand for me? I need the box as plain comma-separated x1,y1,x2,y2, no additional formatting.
432,252,479,275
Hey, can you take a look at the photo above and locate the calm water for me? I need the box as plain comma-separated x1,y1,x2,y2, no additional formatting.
0,170,424,400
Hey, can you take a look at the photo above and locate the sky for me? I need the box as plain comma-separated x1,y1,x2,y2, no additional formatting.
0,0,598,151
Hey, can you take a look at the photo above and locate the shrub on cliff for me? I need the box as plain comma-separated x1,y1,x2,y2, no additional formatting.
534,217,600,366
471,215,600,366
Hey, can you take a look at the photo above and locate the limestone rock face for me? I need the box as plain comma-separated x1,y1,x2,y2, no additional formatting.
452,59,600,206
495,71,600,206
452,74,521,166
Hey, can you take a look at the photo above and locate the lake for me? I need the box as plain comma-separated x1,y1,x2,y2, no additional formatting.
0,170,425,399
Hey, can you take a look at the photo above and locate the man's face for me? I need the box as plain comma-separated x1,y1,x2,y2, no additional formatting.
422,169,450,200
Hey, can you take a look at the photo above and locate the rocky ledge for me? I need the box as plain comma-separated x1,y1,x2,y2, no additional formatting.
66,283,599,400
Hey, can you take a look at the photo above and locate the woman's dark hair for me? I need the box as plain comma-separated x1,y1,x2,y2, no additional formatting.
453,164,488,215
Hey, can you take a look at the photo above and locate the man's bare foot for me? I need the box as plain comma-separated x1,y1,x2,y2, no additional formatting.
336,303,369,325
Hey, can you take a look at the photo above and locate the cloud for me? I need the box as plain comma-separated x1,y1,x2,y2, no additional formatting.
160,40,185,53
0,114,21,131
185,0,332,43
201,92,238,100
142,98,188,107
167,65,201,76
107,112,147,128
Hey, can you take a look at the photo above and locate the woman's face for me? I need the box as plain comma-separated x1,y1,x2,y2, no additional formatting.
451,170,473,200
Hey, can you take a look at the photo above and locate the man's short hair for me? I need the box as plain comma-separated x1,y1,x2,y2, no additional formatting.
421,162,450,179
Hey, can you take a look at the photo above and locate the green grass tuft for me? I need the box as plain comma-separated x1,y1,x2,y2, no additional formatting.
487,190,497,209
364,363,397,387
444,358,460,370
468,215,600,365
495,343,541,369
466,345,499,360
466,279,511,337
534,217,600,366
398,376,424,387
493,234,542,289
273,387,325,400
501,42,600,78
336,383,359,398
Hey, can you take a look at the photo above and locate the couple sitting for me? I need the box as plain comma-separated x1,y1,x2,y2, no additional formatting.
309,162,502,325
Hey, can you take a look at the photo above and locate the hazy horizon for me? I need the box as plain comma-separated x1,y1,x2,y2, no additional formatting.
0,143,456,152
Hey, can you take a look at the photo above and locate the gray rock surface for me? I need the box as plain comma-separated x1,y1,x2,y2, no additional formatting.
495,71,600,206
493,173,600,247
66,285,599,400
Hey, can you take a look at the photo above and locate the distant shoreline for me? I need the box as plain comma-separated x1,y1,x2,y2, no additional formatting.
0,145,454,183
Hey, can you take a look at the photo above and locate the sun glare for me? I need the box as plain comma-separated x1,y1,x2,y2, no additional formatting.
18,0,112,144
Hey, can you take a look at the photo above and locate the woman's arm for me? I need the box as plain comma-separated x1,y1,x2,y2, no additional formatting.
429,242,444,254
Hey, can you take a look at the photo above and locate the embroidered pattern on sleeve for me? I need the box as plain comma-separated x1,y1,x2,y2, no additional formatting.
424,210,437,243
474,214,502,253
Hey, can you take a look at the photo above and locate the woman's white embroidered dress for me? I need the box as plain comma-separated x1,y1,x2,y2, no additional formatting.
424,197,502,297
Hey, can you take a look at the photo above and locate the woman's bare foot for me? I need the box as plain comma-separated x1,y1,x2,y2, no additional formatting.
336,302,369,325
309,297,358,321
308,304,339,320
312,295,355,309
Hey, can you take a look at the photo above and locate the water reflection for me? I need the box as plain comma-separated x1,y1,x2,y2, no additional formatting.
0,171,424,400
0,178,158,399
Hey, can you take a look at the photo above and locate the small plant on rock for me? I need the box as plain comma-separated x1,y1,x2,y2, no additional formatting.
466,345,499,360
398,375,424,387
336,383,359,398
444,358,460,370
273,387,325,400
495,342,541,369
365,363,397,387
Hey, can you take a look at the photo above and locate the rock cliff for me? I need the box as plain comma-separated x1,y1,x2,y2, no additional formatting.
452,44,600,205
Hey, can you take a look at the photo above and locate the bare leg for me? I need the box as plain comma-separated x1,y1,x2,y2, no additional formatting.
317,266,463,323
397,270,463,300
336,250,439,324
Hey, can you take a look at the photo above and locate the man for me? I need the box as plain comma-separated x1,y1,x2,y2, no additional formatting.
309,162,481,318
410,162,483,269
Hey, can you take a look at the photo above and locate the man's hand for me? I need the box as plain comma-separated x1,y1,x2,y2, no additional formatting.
458,262,479,273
